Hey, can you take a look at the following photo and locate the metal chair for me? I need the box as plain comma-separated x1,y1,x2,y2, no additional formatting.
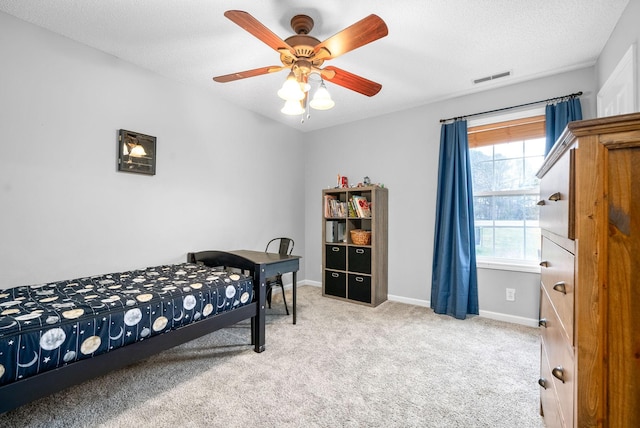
265,237,294,315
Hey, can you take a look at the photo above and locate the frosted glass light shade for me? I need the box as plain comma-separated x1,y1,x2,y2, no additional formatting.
309,82,335,110
281,99,305,115
277,72,305,101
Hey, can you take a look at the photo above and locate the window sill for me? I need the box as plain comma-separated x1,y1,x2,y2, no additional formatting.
476,259,541,274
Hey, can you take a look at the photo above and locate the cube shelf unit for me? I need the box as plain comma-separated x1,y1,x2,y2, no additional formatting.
322,186,388,306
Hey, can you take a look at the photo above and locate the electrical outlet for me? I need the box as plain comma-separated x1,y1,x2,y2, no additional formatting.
506,288,516,302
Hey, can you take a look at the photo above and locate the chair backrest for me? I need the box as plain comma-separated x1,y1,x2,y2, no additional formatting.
265,237,294,256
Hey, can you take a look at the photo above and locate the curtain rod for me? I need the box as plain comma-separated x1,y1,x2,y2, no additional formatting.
439,91,582,123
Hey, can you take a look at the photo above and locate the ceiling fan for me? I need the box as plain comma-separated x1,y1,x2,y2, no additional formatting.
213,10,389,101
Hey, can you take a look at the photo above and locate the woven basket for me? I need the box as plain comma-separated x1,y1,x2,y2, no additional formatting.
350,229,371,245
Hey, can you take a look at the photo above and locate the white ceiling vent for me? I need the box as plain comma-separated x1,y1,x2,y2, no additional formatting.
473,71,512,84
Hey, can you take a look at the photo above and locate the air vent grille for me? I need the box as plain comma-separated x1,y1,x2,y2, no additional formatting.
473,71,511,84
295,47,315,57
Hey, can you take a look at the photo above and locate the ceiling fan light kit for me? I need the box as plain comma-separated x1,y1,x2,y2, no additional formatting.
277,71,306,101
281,99,306,116
213,10,388,120
309,80,335,110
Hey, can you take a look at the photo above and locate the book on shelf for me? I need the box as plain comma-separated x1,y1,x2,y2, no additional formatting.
326,220,337,242
348,201,356,218
325,220,347,243
324,194,336,218
325,194,348,218
351,195,372,218
337,222,346,242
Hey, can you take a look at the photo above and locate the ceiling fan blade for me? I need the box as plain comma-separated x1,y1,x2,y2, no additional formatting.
224,10,297,57
213,66,284,83
321,66,382,97
313,15,388,61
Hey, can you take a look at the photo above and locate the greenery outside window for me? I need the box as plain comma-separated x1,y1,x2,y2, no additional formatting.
468,114,545,269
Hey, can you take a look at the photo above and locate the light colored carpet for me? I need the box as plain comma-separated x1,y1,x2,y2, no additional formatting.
0,286,545,427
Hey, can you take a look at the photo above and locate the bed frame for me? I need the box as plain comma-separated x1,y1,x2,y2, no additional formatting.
0,251,266,414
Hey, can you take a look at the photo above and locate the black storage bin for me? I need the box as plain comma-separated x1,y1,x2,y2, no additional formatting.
325,245,346,270
348,274,372,303
325,270,346,298
348,246,371,274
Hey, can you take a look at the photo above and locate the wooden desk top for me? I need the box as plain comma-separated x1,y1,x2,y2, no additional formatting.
228,250,301,266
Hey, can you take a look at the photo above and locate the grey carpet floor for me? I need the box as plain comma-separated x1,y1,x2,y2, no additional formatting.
0,285,545,427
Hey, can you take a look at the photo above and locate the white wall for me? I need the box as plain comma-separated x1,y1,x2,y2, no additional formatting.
304,67,597,323
0,12,305,289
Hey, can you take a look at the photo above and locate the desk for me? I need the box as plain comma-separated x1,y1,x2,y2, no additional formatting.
228,250,301,324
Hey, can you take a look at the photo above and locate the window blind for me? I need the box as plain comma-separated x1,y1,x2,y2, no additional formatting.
467,115,545,148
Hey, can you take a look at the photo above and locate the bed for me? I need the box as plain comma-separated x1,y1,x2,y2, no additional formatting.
0,250,266,414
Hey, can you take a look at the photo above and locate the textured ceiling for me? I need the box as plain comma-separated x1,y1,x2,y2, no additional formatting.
0,0,630,132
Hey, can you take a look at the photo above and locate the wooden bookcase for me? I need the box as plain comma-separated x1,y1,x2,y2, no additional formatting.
322,186,388,307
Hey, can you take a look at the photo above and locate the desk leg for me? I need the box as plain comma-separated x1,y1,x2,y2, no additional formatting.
293,271,297,325
254,265,266,352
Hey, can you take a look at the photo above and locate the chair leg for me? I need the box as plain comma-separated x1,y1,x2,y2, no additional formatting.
280,284,290,316
266,286,272,309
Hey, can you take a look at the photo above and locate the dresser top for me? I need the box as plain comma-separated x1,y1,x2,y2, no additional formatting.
537,112,640,178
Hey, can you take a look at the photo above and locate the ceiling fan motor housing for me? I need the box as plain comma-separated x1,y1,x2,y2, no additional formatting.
281,35,324,66
280,15,325,67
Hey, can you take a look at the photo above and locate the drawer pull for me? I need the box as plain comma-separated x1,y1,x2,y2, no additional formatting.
331,247,340,252
552,281,567,294
355,276,364,282
538,318,547,328
331,272,339,278
536,200,545,206
539,260,548,268
355,248,365,254
552,366,565,383
548,192,561,202
538,378,548,389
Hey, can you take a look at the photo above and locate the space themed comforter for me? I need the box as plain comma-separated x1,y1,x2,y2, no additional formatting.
0,263,254,387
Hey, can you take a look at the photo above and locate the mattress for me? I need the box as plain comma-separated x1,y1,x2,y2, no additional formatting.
0,263,253,386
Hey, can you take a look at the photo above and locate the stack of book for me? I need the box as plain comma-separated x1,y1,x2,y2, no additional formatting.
324,195,348,218
325,221,346,243
324,194,372,218
350,195,372,218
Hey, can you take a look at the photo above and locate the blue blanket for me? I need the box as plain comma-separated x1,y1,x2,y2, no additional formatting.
0,263,253,386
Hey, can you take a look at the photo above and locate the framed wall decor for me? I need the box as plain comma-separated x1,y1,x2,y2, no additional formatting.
117,129,156,175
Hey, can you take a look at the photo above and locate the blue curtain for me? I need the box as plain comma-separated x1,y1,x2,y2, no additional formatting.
431,120,479,320
544,97,582,155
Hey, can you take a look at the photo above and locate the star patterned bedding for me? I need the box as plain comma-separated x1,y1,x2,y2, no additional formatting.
0,263,253,387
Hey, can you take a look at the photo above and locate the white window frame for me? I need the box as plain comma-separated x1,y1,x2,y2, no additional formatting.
468,107,545,273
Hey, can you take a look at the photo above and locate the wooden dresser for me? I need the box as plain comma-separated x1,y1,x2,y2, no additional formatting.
536,113,640,427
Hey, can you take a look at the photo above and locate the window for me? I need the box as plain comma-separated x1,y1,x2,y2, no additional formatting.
468,114,546,267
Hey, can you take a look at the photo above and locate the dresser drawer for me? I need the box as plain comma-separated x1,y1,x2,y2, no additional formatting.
540,237,574,344
540,287,575,428
539,340,564,428
538,147,574,239
539,286,561,354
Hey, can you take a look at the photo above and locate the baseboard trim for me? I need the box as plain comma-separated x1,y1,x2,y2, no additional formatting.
385,294,538,327
294,281,538,327
388,294,430,307
302,280,321,288
478,310,539,327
